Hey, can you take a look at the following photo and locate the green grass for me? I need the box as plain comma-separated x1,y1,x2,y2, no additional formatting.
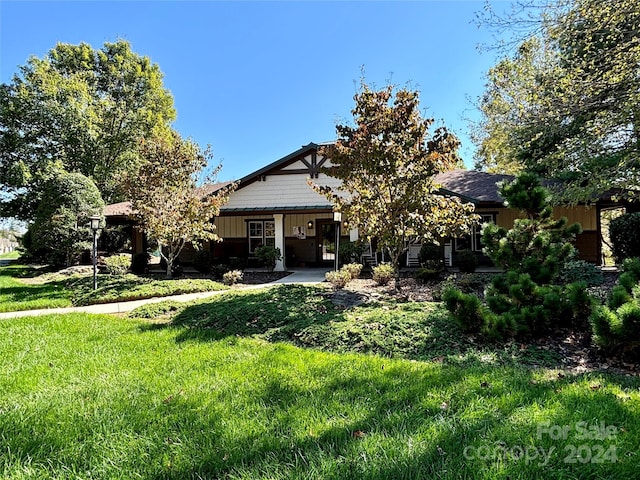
0,264,226,312
0,265,73,312
131,285,562,367
0,250,21,260
1,310,639,479
67,273,226,306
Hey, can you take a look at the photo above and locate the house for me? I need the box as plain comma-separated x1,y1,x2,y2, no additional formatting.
433,169,620,267
104,142,626,270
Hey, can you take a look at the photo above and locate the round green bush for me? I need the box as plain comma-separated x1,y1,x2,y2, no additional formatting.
325,269,351,289
456,249,478,273
104,254,131,275
372,263,395,286
610,212,640,263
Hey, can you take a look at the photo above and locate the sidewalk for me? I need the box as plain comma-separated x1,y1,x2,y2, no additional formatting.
0,268,329,320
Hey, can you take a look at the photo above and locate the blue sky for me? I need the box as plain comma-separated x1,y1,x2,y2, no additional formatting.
1,0,504,181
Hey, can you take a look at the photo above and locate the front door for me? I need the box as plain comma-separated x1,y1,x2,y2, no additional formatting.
317,220,336,266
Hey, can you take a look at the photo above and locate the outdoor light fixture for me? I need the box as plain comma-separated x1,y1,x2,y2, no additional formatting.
90,215,100,231
307,220,314,230
89,215,100,291
333,211,342,223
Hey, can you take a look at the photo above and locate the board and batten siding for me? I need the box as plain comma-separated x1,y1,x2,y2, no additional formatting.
481,205,598,232
214,212,336,239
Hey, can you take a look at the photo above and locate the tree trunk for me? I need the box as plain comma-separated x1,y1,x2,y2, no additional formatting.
391,248,402,292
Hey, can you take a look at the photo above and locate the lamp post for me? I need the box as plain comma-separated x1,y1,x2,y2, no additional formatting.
333,211,342,271
89,215,100,291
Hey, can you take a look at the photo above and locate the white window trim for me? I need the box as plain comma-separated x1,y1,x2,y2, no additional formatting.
248,220,276,254
455,213,496,252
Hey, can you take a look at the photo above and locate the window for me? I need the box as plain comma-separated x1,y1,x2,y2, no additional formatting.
248,220,276,253
455,213,496,252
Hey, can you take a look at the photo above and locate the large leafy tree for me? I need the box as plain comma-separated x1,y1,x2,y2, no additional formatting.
313,81,478,289
122,132,234,279
0,40,175,220
22,171,104,268
473,0,640,202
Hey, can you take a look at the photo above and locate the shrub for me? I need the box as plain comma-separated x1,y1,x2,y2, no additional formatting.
564,281,594,319
339,242,365,265
100,225,131,254
372,263,395,286
557,259,604,287
416,265,442,282
193,249,214,274
608,285,632,309
444,174,589,339
590,263,640,356
222,269,243,285
130,252,150,274
104,254,131,275
610,213,640,262
22,171,104,268
590,305,618,347
325,269,351,289
418,242,441,265
342,262,363,280
456,249,478,273
254,245,282,271
212,263,231,280
442,287,485,333
622,257,640,279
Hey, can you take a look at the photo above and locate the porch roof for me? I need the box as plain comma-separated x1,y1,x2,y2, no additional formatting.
220,205,333,214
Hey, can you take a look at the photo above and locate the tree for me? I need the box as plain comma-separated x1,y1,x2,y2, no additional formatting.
473,0,640,203
444,173,589,338
122,132,234,279
313,81,479,289
22,171,104,267
0,40,175,220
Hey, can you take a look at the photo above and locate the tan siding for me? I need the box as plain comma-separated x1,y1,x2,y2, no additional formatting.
215,215,272,238
284,212,333,235
474,206,597,231
554,206,597,231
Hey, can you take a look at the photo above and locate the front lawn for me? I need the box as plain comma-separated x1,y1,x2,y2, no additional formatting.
0,265,73,312
0,264,227,312
0,250,21,260
1,288,637,478
132,285,561,367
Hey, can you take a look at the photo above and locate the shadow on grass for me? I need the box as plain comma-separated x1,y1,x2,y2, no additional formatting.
152,355,640,479
4,311,640,479
144,284,564,368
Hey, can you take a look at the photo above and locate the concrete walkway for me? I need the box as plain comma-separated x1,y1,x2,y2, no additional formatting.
272,268,330,284
0,268,329,320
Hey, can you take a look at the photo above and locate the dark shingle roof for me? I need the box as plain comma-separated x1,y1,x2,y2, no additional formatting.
103,181,234,218
434,169,513,204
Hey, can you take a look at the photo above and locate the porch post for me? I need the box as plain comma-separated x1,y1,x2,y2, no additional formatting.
273,213,285,271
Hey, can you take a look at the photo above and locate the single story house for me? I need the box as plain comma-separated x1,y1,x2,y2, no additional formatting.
104,142,628,270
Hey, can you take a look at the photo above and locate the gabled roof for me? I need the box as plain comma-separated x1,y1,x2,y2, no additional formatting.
435,169,513,204
236,142,321,187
